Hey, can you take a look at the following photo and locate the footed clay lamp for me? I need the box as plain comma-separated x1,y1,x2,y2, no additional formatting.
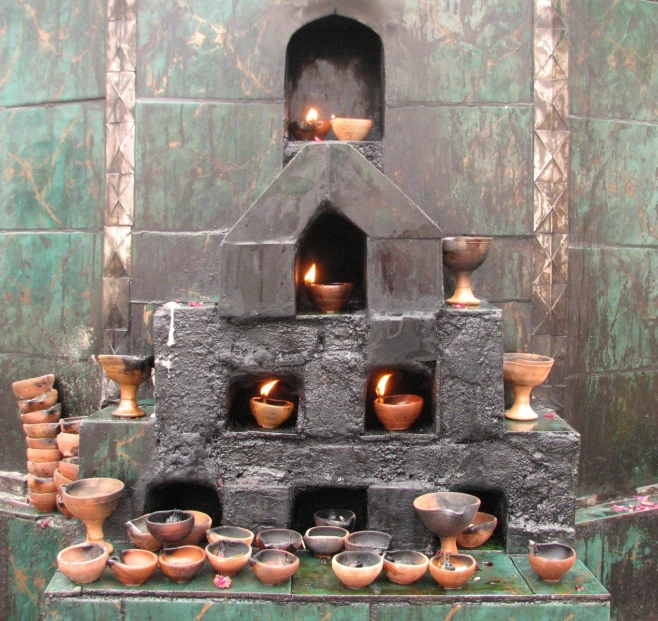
503,353,554,421
206,540,252,576
304,264,353,313
255,528,304,553
330,118,373,141
429,552,476,589
179,510,212,546
12,373,55,400
413,491,481,555
125,514,162,552
344,530,392,555
206,525,254,546
314,509,356,531
60,477,125,553
249,549,300,586
304,526,348,558
456,512,498,549
97,355,153,418
18,389,58,414
56,432,79,458
107,549,158,586
373,373,423,431
442,236,492,306
528,541,576,583
159,545,206,583
146,510,195,548
332,551,383,589
57,543,109,585
20,403,61,425
250,380,295,429
383,550,429,585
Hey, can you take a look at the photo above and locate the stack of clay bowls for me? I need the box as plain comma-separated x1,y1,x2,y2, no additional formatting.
55,417,86,517
13,374,61,512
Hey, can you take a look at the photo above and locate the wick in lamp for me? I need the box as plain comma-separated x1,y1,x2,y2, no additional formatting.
373,373,424,431
289,108,331,141
304,264,354,313
249,380,295,429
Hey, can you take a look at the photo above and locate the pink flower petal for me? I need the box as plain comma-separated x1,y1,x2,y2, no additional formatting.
544,412,556,419
612,505,625,512
189,301,203,307
451,303,466,309
636,496,649,502
213,574,232,589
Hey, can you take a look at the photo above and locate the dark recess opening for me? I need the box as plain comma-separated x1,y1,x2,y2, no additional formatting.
145,481,223,526
449,485,507,550
292,486,368,534
285,15,384,140
296,207,367,314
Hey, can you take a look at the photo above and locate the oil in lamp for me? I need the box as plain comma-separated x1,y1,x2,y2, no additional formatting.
289,108,332,141
304,264,354,314
249,380,295,429
373,373,424,431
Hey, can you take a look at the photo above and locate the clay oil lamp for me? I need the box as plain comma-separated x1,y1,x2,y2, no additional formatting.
206,540,252,576
373,373,424,431
23,422,60,439
56,494,75,518
58,457,80,481
27,447,62,463
179,510,212,546
206,525,254,546
249,549,300,586
428,552,476,589
456,512,498,549
125,514,162,552
27,474,57,494
304,263,353,313
97,355,153,418
57,543,109,585
442,236,492,306
503,353,554,421
314,509,356,531
383,550,429,585
158,545,206,583
528,541,577,583
107,549,158,586
413,491,481,555
27,460,58,478
60,477,125,553
146,509,195,548
332,551,383,589
20,403,61,425
249,380,295,429
26,436,58,450
12,373,55,400
28,490,57,512
17,389,58,413
304,526,348,558
289,108,331,141
344,530,392,555
60,416,87,434
255,528,304,553
330,117,373,141
56,432,79,458
54,468,74,492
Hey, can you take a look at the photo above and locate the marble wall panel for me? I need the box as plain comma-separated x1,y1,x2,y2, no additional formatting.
135,102,283,232
0,103,105,230
385,105,533,235
0,0,105,107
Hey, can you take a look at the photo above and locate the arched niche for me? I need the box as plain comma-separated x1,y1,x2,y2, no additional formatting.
285,15,384,140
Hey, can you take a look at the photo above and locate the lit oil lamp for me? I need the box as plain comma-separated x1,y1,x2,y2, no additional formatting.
249,380,295,429
289,108,332,141
373,373,424,431
304,264,354,313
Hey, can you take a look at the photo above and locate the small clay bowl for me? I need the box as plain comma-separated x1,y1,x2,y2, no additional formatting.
60,416,88,434
17,389,58,414
27,474,57,494
26,436,58,450
28,490,57,512
146,510,195,547
23,422,60,439
58,458,80,481
57,543,109,584
456,512,498,549
330,117,373,141
383,550,430,585
314,509,356,531
249,397,295,429
206,525,254,546
54,468,74,491
528,542,577,582
12,373,55,400
374,395,424,431
249,549,300,586
56,432,79,458
27,448,62,463
288,119,332,141
306,282,353,313
107,549,158,586
255,528,304,553
344,530,392,555
428,553,476,589
158,546,206,583
27,460,58,477
332,551,383,589
206,540,252,576
125,514,162,552
304,526,348,558
56,493,75,518
20,403,61,425
179,510,212,546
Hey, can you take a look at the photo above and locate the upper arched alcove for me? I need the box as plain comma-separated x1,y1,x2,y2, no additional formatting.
285,15,384,141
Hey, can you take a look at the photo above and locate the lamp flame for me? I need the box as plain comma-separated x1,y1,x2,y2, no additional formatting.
260,380,279,398
305,108,319,123
304,264,316,284
376,374,393,398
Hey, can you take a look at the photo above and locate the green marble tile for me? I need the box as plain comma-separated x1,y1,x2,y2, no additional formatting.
386,106,532,236
0,0,105,107
135,102,282,232
505,410,575,434
571,0,658,122
44,599,121,621
0,232,102,357
571,119,658,247
576,494,658,525
0,103,105,229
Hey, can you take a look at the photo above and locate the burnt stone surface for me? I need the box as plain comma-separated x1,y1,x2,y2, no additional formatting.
222,485,291,532
284,140,383,171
